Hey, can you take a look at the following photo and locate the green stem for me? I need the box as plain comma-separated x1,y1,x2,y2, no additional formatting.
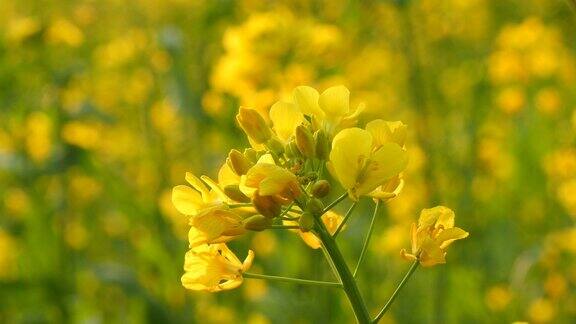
244,272,342,288
372,261,419,323
320,243,341,281
267,225,300,230
228,203,253,208
353,200,381,278
322,192,349,214
317,221,371,323
334,201,358,238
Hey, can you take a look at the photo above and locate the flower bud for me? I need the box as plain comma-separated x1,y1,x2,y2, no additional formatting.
299,211,315,232
227,149,253,176
266,137,285,155
252,192,281,218
285,140,302,159
243,214,272,231
314,129,330,160
243,148,258,163
311,180,331,198
306,197,324,217
236,107,271,144
223,184,251,203
295,125,315,158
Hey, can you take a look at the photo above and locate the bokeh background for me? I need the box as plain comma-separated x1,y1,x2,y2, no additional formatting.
1,0,575,323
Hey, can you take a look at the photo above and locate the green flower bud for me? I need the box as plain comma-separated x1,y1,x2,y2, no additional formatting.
252,192,281,218
314,129,330,160
285,140,302,159
295,125,315,158
227,149,253,176
299,211,315,232
243,148,258,163
311,180,331,198
266,137,285,155
243,214,272,231
236,107,271,144
306,197,324,217
223,184,251,203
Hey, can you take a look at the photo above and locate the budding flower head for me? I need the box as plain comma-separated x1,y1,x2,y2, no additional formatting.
236,107,271,144
252,191,281,218
299,211,315,232
227,149,254,176
243,214,272,231
295,124,315,158
311,180,331,198
314,129,330,160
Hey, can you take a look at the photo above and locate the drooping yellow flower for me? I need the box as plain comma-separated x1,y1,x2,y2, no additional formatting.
188,209,246,248
327,127,408,200
172,172,229,216
401,206,469,267
292,85,363,136
181,243,254,292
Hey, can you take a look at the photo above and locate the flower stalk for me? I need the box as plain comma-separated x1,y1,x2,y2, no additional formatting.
372,260,419,323
244,272,342,288
316,219,371,324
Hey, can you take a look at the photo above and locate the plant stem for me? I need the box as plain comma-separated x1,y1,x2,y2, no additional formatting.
267,225,300,230
372,261,419,323
334,201,358,238
322,192,349,214
353,200,381,278
316,221,371,323
244,272,342,288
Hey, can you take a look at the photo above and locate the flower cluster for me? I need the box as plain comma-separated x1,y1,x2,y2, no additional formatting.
173,85,467,292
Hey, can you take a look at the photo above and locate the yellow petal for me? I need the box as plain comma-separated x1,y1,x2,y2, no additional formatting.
242,250,255,271
185,172,210,199
436,227,469,249
328,127,372,191
270,101,305,143
419,239,446,267
366,119,407,147
293,86,324,118
172,185,202,215
355,142,408,197
218,162,240,187
319,85,350,117
418,206,454,229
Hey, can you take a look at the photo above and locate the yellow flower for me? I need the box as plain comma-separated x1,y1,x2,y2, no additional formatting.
181,243,254,292
401,206,469,267
292,85,363,136
241,155,302,201
327,126,408,201
172,172,229,216
188,209,246,248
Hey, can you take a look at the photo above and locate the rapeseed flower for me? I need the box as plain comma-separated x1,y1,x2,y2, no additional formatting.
401,206,469,267
181,243,254,292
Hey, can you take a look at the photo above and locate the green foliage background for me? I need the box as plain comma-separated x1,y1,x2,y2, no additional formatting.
1,0,575,323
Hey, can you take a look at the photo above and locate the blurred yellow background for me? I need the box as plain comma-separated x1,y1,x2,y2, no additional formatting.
1,0,575,323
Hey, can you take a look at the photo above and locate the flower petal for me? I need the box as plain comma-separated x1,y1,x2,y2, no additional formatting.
436,227,469,249
269,100,305,142
355,142,408,197
319,85,350,117
328,127,372,191
293,86,323,118
172,185,202,215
